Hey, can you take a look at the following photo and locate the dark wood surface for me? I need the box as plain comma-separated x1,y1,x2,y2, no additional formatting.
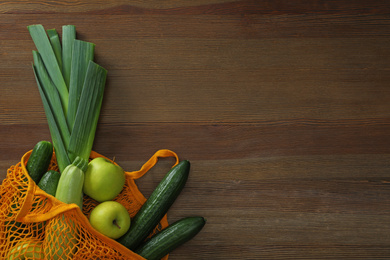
1,1,390,259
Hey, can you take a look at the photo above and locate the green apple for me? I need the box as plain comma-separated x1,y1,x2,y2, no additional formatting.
89,201,131,239
6,238,44,259
83,157,126,202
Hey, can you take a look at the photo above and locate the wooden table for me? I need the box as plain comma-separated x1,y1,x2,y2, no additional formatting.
1,1,390,259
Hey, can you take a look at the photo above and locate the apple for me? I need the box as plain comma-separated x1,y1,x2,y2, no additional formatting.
89,201,131,239
83,157,126,202
6,238,44,259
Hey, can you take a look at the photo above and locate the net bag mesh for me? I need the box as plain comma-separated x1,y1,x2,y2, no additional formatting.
0,149,178,259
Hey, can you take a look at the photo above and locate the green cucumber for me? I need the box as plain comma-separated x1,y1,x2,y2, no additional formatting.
117,160,190,250
37,170,61,197
26,140,53,183
135,217,206,260
6,141,54,241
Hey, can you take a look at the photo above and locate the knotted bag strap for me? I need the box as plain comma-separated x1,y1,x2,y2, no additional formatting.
125,149,179,179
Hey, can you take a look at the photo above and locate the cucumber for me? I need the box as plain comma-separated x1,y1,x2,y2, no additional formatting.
26,140,53,184
5,170,59,241
6,141,54,241
135,217,206,260
37,170,61,197
117,160,190,250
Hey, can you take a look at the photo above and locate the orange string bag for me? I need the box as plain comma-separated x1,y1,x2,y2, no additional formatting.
0,149,179,259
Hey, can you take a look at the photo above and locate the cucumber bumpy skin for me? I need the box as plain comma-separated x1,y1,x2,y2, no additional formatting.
117,160,190,251
26,140,53,184
135,216,206,260
37,170,61,197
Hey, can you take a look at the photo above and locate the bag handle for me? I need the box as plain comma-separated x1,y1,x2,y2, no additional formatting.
125,149,179,179
90,149,179,180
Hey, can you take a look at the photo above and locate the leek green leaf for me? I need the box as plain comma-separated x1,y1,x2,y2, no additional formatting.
28,24,69,114
62,25,76,88
68,61,107,162
32,51,70,150
67,40,95,130
47,29,62,69
33,65,71,172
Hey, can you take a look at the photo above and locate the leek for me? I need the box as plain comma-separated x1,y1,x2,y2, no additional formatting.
32,65,71,172
28,25,69,114
61,25,76,88
67,40,95,130
32,51,70,150
28,24,107,172
68,61,107,162
47,29,62,69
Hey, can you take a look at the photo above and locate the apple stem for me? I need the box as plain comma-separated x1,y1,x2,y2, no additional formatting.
113,220,121,229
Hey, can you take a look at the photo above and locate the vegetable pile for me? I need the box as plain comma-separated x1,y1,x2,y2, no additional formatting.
3,24,206,259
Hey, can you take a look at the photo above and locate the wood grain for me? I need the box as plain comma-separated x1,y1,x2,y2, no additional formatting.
1,0,390,259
